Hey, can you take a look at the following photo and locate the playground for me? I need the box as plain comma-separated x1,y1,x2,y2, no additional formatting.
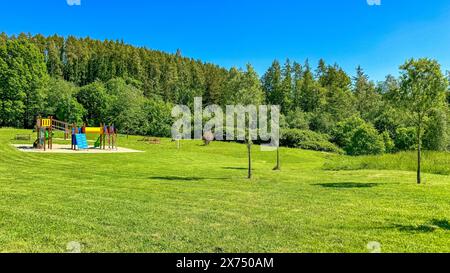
26,116,141,153
13,144,142,154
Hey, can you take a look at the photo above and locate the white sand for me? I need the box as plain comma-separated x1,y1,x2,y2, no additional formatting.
12,144,143,154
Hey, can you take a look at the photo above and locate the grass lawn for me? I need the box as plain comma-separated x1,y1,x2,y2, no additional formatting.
0,128,449,253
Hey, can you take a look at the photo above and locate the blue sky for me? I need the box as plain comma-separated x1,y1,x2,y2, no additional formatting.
1,0,450,81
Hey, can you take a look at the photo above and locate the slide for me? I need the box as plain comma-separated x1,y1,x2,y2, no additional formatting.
94,136,101,148
75,134,89,150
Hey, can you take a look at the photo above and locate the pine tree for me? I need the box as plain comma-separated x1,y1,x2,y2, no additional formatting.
353,66,381,122
280,59,293,113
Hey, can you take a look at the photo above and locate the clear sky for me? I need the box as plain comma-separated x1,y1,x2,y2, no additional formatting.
1,0,450,81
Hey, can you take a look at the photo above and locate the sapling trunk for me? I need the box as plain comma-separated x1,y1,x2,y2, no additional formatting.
247,142,252,179
273,147,281,171
417,124,422,185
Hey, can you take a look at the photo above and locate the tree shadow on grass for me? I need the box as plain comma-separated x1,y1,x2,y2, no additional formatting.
391,219,450,233
149,176,207,181
431,219,450,230
313,182,381,189
393,224,437,233
149,176,228,182
222,167,252,170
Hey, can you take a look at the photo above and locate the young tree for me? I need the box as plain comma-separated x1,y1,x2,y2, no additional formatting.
226,64,264,179
399,58,448,184
241,64,264,178
247,136,253,179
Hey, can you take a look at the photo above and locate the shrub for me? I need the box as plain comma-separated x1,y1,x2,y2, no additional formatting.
381,131,395,153
373,105,405,138
309,111,334,133
285,109,310,130
423,109,448,151
281,129,343,154
142,97,174,137
76,81,109,125
345,124,385,156
332,115,365,148
394,127,416,151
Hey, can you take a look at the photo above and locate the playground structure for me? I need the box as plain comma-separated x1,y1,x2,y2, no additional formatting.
34,116,117,151
34,116,57,151
71,123,117,151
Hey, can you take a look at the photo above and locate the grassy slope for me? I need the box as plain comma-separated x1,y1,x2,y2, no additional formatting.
324,151,450,175
0,128,449,253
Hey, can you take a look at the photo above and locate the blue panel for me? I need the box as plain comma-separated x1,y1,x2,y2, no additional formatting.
75,134,89,150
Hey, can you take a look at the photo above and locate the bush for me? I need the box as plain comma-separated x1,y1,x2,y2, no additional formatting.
345,124,385,156
373,105,405,138
285,109,310,130
308,111,334,133
394,127,416,151
381,131,395,153
44,78,86,124
76,81,109,125
423,109,448,151
332,115,365,148
142,97,174,137
281,129,343,154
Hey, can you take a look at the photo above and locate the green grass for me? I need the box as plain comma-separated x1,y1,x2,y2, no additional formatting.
324,151,450,175
0,128,449,253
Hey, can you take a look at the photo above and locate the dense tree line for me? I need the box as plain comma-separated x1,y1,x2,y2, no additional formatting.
0,33,449,157
262,59,449,155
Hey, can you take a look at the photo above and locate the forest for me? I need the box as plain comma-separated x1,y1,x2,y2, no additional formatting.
1,33,449,156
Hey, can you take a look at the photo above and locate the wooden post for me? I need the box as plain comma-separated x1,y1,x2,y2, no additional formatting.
36,116,40,149
99,123,102,150
107,125,110,149
49,116,53,150
103,125,106,150
71,123,74,150
43,128,46,152
113,125,117,150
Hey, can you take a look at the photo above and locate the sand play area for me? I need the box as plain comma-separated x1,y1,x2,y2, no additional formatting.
12,144,143,154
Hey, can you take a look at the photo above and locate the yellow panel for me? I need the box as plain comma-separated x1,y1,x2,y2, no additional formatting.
85,127,102,134
41,119,51,127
